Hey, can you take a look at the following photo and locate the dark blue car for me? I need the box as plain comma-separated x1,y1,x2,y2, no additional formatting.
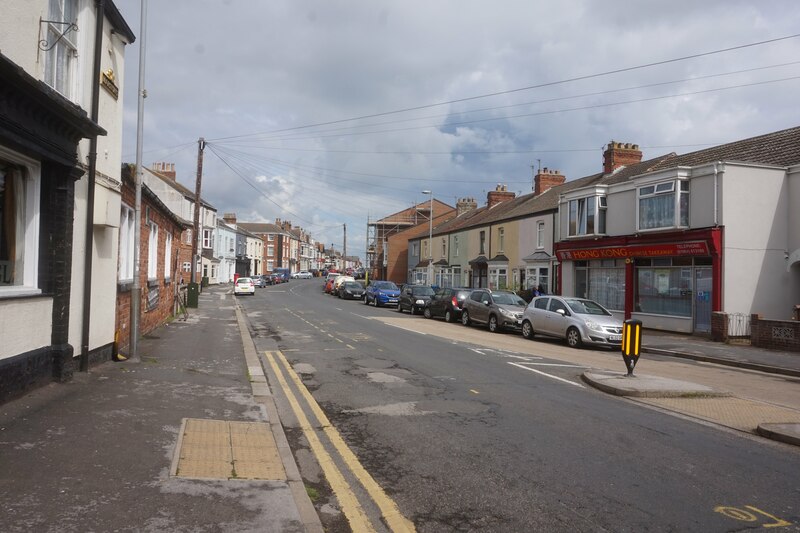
364,281,400,307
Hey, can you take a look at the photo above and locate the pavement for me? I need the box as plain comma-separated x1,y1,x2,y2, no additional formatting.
0,285,798,530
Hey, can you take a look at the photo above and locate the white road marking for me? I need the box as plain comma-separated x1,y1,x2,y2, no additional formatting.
508,362,585,388
386,323,427,335
520,362,587,368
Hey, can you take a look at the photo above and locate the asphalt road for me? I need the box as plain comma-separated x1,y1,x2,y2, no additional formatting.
239,280,800,532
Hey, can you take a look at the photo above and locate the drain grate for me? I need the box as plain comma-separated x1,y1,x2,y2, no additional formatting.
172,418,286,480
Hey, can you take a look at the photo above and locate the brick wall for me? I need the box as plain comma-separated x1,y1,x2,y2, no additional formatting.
711,311,728,342
750,314,800,352
116,181,185,354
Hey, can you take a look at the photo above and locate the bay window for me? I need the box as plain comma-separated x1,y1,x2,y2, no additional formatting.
638,180,689,230
568,196,606,236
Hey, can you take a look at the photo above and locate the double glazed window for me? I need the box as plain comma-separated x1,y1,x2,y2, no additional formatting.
638,180,689,230
164,231,172,280
147,223,159,279
118,204,135,282
568,196,606,236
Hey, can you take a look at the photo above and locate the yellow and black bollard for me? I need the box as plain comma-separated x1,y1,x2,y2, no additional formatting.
621,319,643,376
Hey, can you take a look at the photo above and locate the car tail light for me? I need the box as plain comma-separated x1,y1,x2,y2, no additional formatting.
451,296,458,307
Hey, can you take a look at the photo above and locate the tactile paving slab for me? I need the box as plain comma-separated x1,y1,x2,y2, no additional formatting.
172,418,286,480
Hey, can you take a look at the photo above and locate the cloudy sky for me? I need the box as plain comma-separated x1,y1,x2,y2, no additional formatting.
114,0,800,258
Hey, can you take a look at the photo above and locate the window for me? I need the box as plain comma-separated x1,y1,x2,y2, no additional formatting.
498,227,505,252
182,262,191,272
454,235,459,257
489,267,508,290
537,222,545,249
638,180,689,230
147,223,159,279
441,238,446,257
568,196,606,237
267,245,274,256
118,204,135,282
634,257,699,317
268,234,274,241
267,260,274,271
44,0,78,99
412,242,419,256
164,231,172,280
525,266,549,293
1,156,41,294
203,229,211,249
479,231,486,255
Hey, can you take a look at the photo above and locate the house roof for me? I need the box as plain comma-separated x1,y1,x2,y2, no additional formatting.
143,166,216,209
375,199,454,226
648,125,800,171
394,209,457,242
238,222,288,236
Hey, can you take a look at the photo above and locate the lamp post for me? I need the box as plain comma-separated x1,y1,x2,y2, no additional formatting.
422,190,433,285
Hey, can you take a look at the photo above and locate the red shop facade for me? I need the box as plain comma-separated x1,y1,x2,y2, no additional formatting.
554,228,723,334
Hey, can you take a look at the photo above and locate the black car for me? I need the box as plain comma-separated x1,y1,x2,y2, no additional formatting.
423,287,473,322
397,284,435,315
339,281,366,300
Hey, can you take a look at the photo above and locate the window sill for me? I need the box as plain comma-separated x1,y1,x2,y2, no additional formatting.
147,278,159,288
118,280,133,292
0,287,44,300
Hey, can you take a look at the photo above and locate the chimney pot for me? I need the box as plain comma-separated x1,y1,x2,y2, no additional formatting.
603,140,643,173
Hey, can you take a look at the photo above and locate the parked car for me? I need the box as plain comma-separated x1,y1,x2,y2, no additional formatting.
339,281,366,300
267,273,281,285
397,284,435,315
332,275,355,296
273,268,291,282
252,275,267,288
364,281,400,307
521,296,624,348
461,289,527,332
423,287,473,322
296,270,313,279
233,277,255,296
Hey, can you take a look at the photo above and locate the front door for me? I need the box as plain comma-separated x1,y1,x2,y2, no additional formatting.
694,267,712,333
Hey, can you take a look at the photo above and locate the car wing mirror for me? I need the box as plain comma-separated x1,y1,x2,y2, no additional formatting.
556,308,567,316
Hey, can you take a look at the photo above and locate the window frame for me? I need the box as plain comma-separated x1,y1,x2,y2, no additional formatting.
163,230,172,280
0,149,42,297
147,222,159,280
568,195,606,237
118,203,135,282
43,0,79,100
536,222,545,249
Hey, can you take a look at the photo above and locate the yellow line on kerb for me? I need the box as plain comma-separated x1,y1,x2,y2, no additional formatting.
263,351,374,533
266,350,416,533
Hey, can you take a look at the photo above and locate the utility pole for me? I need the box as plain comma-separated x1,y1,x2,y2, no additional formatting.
130,0,148,363
188,137,205,308
343,223,347,271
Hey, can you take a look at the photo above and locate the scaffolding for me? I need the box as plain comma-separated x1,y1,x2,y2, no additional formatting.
367,203,432,280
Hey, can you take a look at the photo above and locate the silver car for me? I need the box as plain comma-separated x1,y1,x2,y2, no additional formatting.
521,296,623,348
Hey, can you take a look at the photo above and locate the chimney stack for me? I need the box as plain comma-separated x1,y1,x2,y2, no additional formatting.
533,167,566,196
603,141,642,173
486,184,515,208
223,213,237,225
456,197,478,216
151,162,176,180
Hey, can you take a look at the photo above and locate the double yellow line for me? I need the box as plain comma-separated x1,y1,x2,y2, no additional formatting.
264,350,415,533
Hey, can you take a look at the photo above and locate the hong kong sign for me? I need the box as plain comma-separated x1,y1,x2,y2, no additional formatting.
556,241,709,261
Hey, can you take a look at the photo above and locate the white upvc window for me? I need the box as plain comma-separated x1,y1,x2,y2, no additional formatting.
148,223,158,279
441,238,446,257
537,222,545,249
568,196,606,237
267,234,275,241
638,180,689,230
43,0,79,100
498,227,505,252
0,152,41,296
453,235,459,257
118,203,134,282
202,229,211,249
164,231,172,280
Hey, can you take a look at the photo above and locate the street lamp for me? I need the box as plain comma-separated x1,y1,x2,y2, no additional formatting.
422,190,433,285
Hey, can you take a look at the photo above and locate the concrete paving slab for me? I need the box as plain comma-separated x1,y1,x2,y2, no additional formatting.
757,423,800,447
638,397,800,432
582,370,730,398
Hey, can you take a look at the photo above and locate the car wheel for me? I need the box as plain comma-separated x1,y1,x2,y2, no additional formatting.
567,327,583,348
423,307,432,319
444,310,453,323
397,303,403,313
521,320,535,340
364,296,370,305
461,310,471,326
488,315,498,333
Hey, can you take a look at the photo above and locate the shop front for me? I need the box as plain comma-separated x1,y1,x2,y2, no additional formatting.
554,228,722,334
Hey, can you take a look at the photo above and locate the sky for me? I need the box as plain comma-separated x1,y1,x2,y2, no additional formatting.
114,0,800,259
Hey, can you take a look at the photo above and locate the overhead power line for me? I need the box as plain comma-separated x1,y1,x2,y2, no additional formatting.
207,33,800,143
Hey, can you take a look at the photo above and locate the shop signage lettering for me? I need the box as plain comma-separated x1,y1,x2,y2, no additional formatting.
557,241,709,261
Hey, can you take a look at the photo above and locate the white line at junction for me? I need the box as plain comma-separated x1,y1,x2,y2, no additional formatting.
508,362,585,388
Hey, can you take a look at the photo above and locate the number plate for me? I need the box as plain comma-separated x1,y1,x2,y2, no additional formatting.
609,335,622,342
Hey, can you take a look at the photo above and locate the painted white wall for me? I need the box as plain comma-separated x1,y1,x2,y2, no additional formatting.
0,299,53,359
720,164,792,318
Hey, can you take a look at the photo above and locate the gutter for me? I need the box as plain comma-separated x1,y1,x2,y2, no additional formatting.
80,0,105,372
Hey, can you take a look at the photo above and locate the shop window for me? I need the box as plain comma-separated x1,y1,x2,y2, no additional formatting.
635,264,692,317
638,180,689,230
0,157,40,294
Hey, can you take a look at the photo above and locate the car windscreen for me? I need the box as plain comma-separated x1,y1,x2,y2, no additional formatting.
565,299,611,316
492,292,525,306
344,282,361,289
411,286,435,296
374,282,398,290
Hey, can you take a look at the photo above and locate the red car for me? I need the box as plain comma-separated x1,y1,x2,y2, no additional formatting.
324,278,336,294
